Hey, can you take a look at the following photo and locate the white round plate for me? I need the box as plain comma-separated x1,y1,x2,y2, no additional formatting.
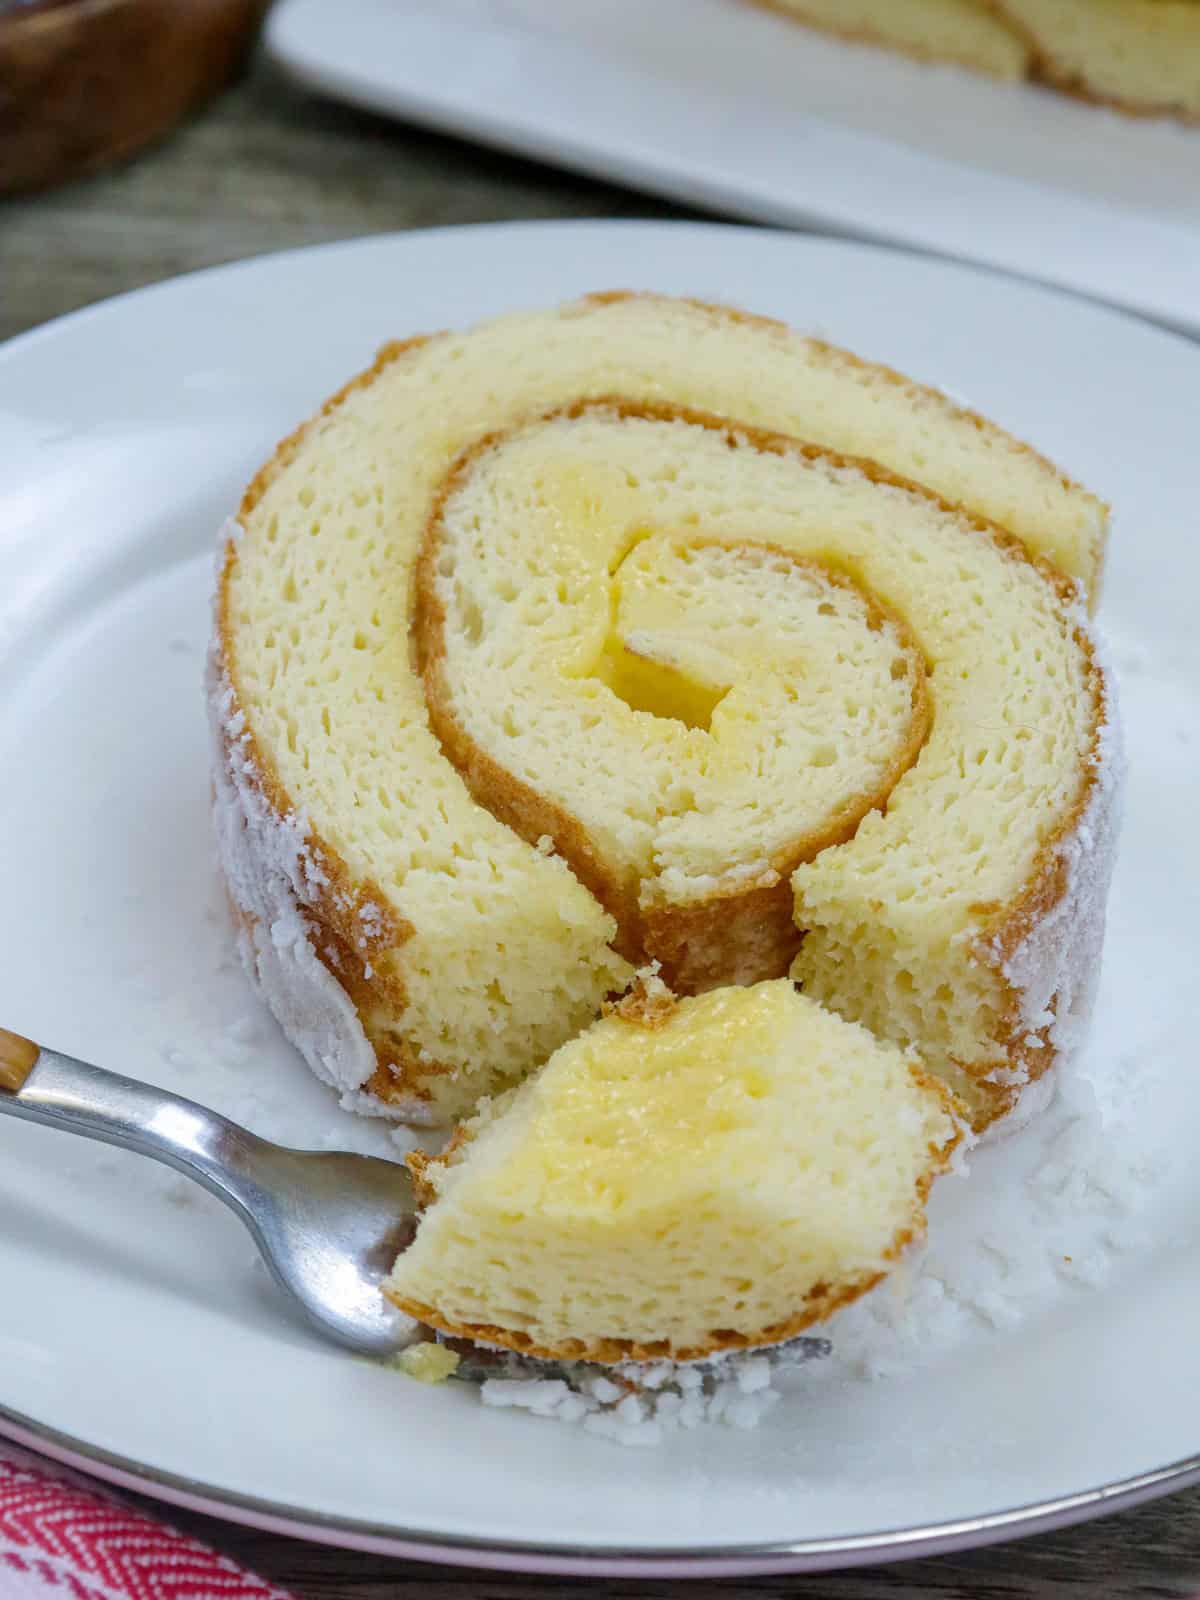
0,223,1197,1577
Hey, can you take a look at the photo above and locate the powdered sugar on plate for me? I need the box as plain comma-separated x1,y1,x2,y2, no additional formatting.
807,1045,1159,1387
469,1340,828,1446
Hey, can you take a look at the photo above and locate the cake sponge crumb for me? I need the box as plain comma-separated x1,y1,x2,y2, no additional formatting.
394,1342,461,1384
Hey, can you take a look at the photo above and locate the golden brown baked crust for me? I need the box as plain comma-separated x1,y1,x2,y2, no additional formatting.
603,973,681,1028
386,1277,887,1365
215,291,1109,1127
405,1120,475,1209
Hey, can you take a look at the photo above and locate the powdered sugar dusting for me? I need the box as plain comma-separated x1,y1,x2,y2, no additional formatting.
979,606,1126,1068
467,1341,828,1446
208,519,416,1118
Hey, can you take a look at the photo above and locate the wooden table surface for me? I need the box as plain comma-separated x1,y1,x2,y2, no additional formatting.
3,46,1199,1600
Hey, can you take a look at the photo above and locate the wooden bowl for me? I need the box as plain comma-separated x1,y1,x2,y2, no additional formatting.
0,0,270,195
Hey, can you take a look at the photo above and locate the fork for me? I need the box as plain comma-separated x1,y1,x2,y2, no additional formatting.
0,1027,417,1355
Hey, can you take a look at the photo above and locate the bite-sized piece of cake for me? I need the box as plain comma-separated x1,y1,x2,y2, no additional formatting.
750,0,1029,77
384,980,962,1364
212,290,1117,1132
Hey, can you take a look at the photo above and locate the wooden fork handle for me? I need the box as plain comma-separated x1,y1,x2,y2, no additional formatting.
0,1029,39,1093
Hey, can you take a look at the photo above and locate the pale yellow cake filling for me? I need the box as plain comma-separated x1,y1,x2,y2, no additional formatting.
384,981,960,1360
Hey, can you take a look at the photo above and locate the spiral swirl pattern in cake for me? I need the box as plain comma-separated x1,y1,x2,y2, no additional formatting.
210,291,1119,1144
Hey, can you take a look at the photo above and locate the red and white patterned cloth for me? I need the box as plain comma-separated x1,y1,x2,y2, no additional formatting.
0,1444,294,1600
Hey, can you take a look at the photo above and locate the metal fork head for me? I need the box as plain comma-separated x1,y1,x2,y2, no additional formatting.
1,1041,419,1356
240,1146,419,1355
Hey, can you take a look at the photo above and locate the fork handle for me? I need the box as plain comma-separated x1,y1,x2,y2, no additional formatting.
0,1029,38,1092
0,1028,270,1220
